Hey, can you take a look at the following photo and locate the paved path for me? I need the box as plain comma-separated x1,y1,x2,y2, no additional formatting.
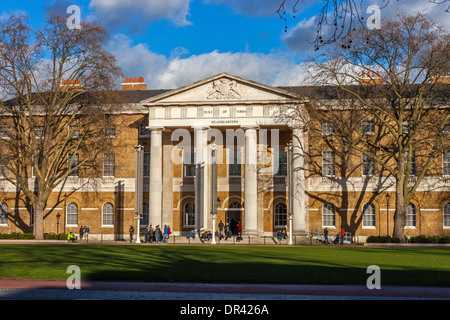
0,279,448,300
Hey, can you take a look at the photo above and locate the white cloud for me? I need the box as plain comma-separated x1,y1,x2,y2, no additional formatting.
106,34,308,89
89,0,193,31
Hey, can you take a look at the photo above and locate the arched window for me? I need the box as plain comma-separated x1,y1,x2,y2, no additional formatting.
228,202,242,209
444,203,450,228
102,202,114,226
274,202,287,227
0,202,8,225
406,203,416,228
184,202,195,226
66,202,78,226
322,203,335,227
362,203,376,227
142,202,149,226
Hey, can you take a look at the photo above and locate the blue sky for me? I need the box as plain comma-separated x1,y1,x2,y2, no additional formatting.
1,0,448,89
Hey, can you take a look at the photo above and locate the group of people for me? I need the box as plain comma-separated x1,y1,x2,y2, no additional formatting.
323,227,345,245
129,224,171,243
79,226,89,240
218,218,242,241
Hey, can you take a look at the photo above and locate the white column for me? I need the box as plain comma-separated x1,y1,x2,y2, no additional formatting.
291,126,307,236
149,126,164,228
193,125,209,231
244,126,258,235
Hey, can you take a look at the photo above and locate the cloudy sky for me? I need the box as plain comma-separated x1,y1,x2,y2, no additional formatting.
1,0,448,89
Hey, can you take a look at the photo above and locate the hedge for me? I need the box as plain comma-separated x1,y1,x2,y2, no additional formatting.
367,235,450,243
0,233,68,240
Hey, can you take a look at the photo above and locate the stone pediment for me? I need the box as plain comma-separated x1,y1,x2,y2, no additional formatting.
141,73,298,106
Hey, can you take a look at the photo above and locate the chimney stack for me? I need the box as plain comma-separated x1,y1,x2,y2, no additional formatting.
60,79,83,91
431,71,450,84
121,77,148,90
359,70,383,85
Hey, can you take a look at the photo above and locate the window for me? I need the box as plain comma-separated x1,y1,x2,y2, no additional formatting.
362,153,375,176
322,203,336,227
274,202,288,227
34,126,44,139
322,151,335,177
0,202,8,225
275,151,287,176
229,151,241,177
0,163,8,178
102,202,114,226
443,120,450,134
362,120,375,135
444,203,450,228
0,125,10,139
143,152,150,177
68,153,79,177
405,203,416,228
68,125,80,139
66,202,78,226
443,151,450,176
139,123,150,137
402,120,409,134
322,121,335,136
105,126,116,138
362,203,376,227
32,155,43,178
404,151,416,176
184,202,195,226
142,202,149,226
103,153,115,177
183,151,195,177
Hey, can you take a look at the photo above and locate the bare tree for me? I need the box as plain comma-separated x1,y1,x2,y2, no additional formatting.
0,13,123,239
278,0,449,50
295,12,449,240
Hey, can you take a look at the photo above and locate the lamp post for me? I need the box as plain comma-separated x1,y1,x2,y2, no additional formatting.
134,145,144,243
386,193,390,237
56,213,61,234
211,143,217,244
287,142,293,245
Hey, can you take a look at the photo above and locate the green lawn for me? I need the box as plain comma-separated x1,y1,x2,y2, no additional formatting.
0,244,449,286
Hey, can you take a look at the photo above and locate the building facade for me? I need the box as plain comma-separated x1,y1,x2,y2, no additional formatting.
0,73,449,241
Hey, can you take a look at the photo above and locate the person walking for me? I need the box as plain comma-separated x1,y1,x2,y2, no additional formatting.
154,225,161,243
129,225,135,243
79,226,84,240
84,226,89,241
148,224,154,243
144,226,149,243
340,227,345,245
324,227,329,244
218,220,224,239
163,224,169,243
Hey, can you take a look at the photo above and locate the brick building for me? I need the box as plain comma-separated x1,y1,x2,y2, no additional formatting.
0,72,449,242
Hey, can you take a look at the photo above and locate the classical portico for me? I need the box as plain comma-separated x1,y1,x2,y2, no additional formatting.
141,73,308,240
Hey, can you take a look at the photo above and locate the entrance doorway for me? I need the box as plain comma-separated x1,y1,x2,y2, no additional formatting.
226,202,242,235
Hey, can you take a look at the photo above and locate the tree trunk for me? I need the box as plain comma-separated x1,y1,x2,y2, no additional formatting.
392,179,406,241
33,199,46,240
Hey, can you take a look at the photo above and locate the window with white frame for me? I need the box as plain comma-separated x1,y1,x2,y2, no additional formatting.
362,153,375,176
444,203,450,228
34,126,44,139
0,125,10,139
275,151,287,176
183,151,195,177
322,151,335,177
362,203,376,227
322,203,336,227
183,202,195,226
105,126,116,138
405,203,416,228
66,202,78,226
68,125,80,139
102,202,114,226
274,202,287,227
32,155,43,178
229,150,242,177
443,151,450,176
103,153,115,177
67,153,79,177
322,121,335,136
443,120,450,134
361,120,375,135
0,202,8,225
